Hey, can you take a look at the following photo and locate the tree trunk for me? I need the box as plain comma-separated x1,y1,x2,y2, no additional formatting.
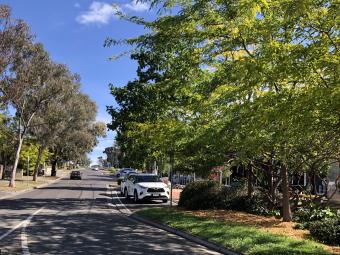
9,136,23,188
2,161,7,180
281,165,292,221
247,163,253,198
0,164,3,180
51,160,57,176
33,146,44,182
268,165,276,209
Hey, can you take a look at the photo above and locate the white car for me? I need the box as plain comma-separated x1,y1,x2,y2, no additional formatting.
91,165,99,171
116,168,136,177
123,174,169,203
120,172,138,195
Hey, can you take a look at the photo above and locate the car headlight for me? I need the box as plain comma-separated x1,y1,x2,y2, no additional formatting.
138,185,147,189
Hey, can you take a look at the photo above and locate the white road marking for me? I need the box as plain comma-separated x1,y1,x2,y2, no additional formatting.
113,190,131,214
0,207,44,253
0,179,71,242
106,187,220,255
105,184,131,214
21,207,44,255
0,221,25,241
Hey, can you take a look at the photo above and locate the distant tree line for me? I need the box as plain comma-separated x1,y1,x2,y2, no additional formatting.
0,5,106,187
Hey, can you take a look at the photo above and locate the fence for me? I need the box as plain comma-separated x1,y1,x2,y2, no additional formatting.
171,173,195,188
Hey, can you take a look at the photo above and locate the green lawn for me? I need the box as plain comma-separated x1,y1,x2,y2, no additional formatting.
136,208,331,255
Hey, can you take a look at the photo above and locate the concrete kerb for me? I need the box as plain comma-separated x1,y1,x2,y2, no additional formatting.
0,174,66,201
130,214,243,255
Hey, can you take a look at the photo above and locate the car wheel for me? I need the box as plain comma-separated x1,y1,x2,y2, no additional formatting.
133,190,139,203
162,199,168,203
124,188,129,200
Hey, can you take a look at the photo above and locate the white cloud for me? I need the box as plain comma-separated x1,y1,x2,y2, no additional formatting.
76,2,118,25
124,0,149,12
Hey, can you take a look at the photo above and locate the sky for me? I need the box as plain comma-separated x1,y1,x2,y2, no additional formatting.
1,0,155,164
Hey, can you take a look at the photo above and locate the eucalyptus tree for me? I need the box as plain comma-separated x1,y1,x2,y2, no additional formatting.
49,93,106,176
30,64,80,181
0,43,64,187
0,5,32,80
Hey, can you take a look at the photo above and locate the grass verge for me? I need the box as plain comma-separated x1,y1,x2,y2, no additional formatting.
136,208,331,255
0,176,58,193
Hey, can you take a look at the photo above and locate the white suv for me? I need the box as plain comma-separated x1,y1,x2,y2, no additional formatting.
124,174,170,203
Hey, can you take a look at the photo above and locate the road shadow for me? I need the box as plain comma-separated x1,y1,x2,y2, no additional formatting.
39,186,108,192
0,198,213,255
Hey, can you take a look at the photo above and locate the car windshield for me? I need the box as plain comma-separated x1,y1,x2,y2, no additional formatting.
72,171,80,175
135,175,160,183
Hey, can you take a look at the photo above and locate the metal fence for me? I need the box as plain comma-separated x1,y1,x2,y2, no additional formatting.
171,173,196,188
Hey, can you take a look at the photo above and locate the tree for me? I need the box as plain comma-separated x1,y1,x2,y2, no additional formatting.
107,0,339,221
0,42,71,187
1,4,105,184
0,5,32,81
29,64,80,181
49,93,106,176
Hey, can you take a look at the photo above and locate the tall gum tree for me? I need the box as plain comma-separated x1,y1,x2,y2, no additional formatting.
30,64,80,181
0,43,61,187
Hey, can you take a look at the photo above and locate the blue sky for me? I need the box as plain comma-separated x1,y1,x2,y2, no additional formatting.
1,0,155,164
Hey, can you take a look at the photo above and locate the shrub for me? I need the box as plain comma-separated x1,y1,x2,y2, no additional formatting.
293,205,337,225
219,185,246,208
178,180,222,210
309,219,340,245
108,167,116,174
178,180,279,215
229,195,280,216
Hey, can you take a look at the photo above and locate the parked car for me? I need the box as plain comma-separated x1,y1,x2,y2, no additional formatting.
91,165,99,171
70,171,81,180
116,169,125,177
120,172,138,195
117,170,136,185
123,174,169,203
37,168,45,176
116,168,136,178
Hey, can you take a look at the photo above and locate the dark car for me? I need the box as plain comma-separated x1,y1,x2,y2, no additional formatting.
70,171,81,180
38,168,45,176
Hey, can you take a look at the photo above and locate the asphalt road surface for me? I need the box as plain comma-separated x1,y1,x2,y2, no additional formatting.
0,169,220,255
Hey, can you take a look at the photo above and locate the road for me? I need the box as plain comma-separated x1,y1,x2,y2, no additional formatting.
0,169,220,255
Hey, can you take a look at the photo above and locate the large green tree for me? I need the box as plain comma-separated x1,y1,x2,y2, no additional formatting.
108,0,339,221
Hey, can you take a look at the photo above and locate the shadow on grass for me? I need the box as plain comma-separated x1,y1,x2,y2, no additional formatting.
136,208,331,255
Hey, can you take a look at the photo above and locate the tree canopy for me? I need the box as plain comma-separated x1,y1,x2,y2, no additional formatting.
0,5,105,186
107,0,339,221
